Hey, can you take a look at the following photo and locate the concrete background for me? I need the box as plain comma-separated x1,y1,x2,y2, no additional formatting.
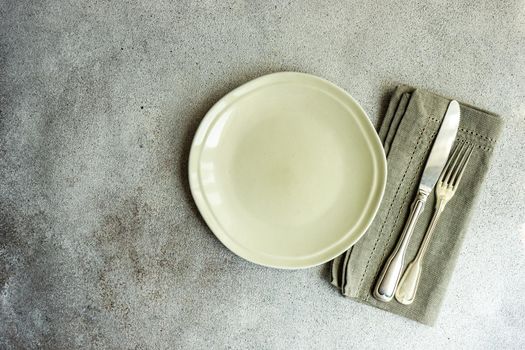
1,0,524,349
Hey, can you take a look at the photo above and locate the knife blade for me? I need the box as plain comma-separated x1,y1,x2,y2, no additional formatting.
419,100,461,194
373,100,460,302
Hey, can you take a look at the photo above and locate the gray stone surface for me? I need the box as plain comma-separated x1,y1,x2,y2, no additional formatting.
1,0,524,348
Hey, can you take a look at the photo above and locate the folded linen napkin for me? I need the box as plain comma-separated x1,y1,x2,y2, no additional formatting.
331,85,503,325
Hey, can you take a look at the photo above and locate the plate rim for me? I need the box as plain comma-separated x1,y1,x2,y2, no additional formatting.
188,72,387,269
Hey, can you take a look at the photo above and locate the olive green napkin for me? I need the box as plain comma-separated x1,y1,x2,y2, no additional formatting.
331,85,503,325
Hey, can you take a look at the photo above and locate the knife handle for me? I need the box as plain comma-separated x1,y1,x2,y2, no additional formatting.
373,190,428,302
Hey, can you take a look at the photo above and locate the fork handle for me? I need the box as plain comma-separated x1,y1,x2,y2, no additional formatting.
395,200,446,304
373,189,428,302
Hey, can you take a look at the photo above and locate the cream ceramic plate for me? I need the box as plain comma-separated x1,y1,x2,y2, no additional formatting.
189,72,386,269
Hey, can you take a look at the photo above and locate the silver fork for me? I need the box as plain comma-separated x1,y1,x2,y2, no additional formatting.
395,142,474,305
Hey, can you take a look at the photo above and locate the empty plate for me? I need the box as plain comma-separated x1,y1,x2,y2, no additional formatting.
189,72,386,269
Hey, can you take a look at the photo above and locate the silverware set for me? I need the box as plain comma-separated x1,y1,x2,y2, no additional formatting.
374,101,473,305
395,142,473,304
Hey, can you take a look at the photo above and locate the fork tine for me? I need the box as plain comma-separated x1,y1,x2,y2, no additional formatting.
439,144,458,182
446,143,468,185
443,142,466,185
440,143,461,182
451,145,473,187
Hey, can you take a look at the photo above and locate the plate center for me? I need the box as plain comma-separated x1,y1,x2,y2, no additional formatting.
232,114,345,227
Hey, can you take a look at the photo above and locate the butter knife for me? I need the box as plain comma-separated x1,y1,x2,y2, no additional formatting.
373,100,460,302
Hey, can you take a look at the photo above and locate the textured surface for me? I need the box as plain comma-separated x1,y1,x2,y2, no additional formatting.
1,0,524,349
333,86,504,325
